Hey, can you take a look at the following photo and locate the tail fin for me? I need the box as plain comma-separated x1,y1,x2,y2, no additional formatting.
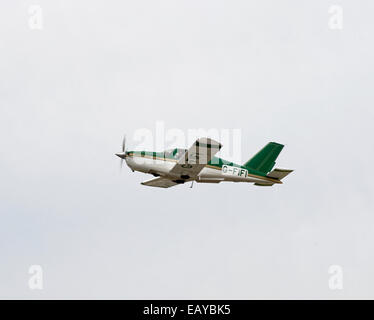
244,142,284,174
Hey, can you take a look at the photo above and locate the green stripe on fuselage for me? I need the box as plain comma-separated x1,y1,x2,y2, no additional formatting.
127,150,268,177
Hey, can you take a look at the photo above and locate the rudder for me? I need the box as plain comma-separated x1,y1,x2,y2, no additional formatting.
244,142,284,174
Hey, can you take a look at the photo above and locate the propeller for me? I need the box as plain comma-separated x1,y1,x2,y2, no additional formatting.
122,135,126,153
116,135,127,171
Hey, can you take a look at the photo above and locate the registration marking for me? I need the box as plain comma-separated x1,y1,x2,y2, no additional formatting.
222,165,248,178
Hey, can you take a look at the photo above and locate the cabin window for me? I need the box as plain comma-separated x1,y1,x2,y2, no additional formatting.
163,148,187,160
163,149,174,158
174,149,187,160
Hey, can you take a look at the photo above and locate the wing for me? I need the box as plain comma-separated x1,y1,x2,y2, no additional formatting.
169,138,222,178
141,177,179,188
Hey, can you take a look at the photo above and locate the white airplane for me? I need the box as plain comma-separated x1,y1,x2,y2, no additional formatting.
116,137,292,188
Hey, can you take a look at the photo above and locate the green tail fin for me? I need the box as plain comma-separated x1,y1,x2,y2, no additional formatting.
244,142,284,174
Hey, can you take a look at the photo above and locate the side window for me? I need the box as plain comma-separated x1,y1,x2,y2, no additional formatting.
164,150,173,158
177,150,184,159
176,149,185,160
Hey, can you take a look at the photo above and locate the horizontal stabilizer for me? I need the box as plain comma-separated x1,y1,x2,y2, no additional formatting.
266,168,293,180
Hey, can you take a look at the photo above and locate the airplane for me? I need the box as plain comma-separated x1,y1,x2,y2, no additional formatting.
115,137,293,188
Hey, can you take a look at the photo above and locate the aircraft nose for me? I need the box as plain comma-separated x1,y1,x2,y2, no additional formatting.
115,152,127,159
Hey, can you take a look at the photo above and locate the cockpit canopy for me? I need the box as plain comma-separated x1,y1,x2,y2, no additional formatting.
163,148,187,159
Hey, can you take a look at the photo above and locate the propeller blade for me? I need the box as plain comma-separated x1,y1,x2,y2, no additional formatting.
119,135,126,172
122,135,126,152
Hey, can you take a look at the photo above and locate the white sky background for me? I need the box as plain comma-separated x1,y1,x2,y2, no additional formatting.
0,0,374,299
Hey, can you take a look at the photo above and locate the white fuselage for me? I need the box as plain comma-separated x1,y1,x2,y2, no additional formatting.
125,155,279,185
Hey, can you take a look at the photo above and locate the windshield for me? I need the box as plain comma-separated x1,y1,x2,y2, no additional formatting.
163,148,187,159
174,148,187,159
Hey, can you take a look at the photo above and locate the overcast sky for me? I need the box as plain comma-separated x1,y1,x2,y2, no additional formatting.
1,0,374,299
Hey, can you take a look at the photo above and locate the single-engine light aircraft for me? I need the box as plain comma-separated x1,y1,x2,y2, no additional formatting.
115,137,293,188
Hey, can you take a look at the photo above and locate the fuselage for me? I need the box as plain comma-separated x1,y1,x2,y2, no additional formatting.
124,150,282,185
